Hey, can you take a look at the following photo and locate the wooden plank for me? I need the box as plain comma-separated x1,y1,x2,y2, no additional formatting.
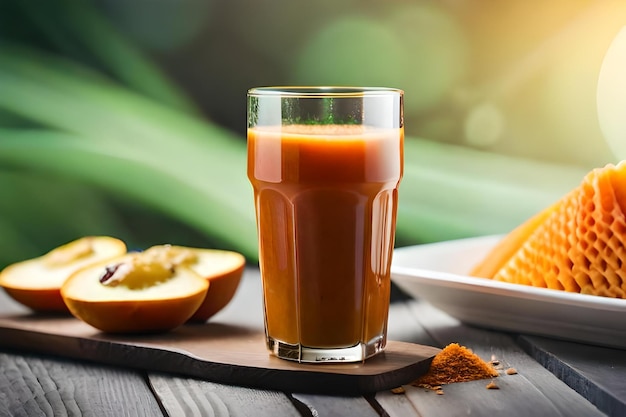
0,315,438,397
518,335,626,417
375,300,606,417
0,351,163,417
377,301,438,416
375,389,422,417
291,394,379,417
386,300,438,346
209,267,265,329
148,374,301,417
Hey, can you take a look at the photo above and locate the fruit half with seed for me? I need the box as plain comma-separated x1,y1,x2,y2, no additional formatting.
0,236,127,312
61,250,209,333
139,245,246,322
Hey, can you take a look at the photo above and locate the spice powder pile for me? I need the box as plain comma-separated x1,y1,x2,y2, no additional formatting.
412,343,499,387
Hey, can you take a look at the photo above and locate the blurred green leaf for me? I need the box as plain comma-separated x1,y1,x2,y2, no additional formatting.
396,136,589,245
0,44,258,260
18,0,199,113
0,170,128,267
0,128,258,262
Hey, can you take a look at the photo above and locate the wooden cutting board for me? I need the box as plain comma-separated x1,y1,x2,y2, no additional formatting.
0,313,440,396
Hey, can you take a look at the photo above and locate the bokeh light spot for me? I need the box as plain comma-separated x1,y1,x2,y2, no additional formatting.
290,16,406,90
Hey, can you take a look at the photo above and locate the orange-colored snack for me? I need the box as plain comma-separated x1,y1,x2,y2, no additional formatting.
469,202,559,279
471,162,626,298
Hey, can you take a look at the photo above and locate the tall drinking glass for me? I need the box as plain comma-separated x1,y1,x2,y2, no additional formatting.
247,87,404,363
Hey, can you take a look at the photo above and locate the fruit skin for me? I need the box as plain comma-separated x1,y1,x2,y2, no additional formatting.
63,287,207,333
61,256,209,334
0,236,127,313
187,255,245,323
1,286,66,312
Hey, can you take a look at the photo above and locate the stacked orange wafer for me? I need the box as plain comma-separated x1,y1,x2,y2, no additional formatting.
471,162,626,298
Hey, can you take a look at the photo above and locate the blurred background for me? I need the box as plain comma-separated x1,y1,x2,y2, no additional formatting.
1,0,626,268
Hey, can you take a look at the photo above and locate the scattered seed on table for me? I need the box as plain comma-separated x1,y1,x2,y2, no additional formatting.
506,367,518,375
486,381,499,390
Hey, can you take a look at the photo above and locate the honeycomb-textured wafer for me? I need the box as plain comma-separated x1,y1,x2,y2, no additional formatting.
472,162,626,298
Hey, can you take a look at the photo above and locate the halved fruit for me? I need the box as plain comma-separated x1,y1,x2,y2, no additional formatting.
61,250,209,333
141,245,246,322
0,236,127,312
186,249,245,322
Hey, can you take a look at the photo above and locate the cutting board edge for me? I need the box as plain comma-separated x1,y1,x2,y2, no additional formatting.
0,325,437,396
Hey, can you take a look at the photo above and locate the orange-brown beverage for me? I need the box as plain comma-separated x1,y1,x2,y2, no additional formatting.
247,87,404,362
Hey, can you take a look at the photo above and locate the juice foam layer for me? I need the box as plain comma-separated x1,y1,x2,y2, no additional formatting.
250,125,400,140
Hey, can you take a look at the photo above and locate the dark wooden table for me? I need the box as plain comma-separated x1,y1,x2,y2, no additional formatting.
1,267,624,417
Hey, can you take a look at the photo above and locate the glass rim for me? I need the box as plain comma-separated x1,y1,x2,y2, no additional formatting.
247,86,403,98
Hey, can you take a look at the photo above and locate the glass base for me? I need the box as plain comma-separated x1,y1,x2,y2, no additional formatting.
267,335,386,363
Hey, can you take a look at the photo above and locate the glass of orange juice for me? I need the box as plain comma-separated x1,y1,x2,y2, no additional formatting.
247,87,404,363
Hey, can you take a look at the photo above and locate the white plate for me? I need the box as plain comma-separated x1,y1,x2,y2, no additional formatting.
391,235,626,349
